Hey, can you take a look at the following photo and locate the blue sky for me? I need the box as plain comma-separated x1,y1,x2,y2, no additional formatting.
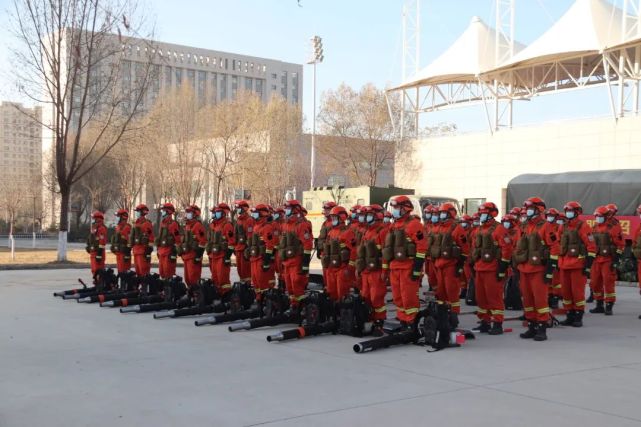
0,0,620,132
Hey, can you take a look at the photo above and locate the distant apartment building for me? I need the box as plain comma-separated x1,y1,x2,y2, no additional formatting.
41,30,303,227
0,102,43,229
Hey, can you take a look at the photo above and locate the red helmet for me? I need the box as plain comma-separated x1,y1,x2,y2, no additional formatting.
563,201,583,214
423,204,433,213
605,203,618,217
218,202,231,212
460,214,473,223
330,206,348,219
115,209,128,218
545,208,559,217
284,199,302,215
322,201,337,211
301,207,308,216
472,212,480,223
161,202,175,213
594,206,609,217
438,202,458,219
134,204,149,213
234,200,250,210
251,204,270,217
502,214,517,224
186,204,201,216
389,195,413,211
509,207,521,216
275,207,285,214
523,197,546,212
91,211,104,220
384,210,393,219
478,202,499,217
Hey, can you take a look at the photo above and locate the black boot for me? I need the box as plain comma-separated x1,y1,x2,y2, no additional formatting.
449,312,459,329
520,322,537,339
473,321,491,333
560,310,575,326
533,322,547,341
488,322,503,335
459,288,467,299
586,290,594,303
548,295,559,310
572,310,584,327
589,300,605,314
605,302,614,316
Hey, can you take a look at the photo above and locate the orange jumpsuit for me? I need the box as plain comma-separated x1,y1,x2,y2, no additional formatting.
433,219,469,314
591,221,624,303
325,224,357,301
281,216,314,306
634,223,641,290
88,223,107,274
516,217,557,323
558,219,597,312
250,219,277,299
157,217,181,279
130,217,155,277
424,222,439,290
385,215,428,323
360,222,389,321
181,219,207,287
472,220,513,323
111,221,131,273
234,213,255,282
207,217,235,295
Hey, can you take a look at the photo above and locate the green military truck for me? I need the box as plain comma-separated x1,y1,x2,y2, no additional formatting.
302,186,414,236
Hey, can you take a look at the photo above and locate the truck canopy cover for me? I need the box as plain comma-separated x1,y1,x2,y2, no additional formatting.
507,169,641,215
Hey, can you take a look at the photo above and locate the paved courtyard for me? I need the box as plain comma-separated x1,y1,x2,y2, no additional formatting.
2,268,641,427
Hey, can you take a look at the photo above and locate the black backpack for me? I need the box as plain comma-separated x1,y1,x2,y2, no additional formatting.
338,291,370,337
504,273,523,311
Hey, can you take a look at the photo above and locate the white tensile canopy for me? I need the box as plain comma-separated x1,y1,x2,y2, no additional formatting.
392,16,526,91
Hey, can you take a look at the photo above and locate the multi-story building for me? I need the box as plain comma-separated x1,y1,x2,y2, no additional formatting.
0,102,43,230
41,31,303,227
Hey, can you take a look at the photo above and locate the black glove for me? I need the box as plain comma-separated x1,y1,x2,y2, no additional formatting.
170,245,177,262
85,245,91,254
145,245,153,256
611,252,620,271
497,259,510,281
410,256,424,281
300,252,311,275
262,252,273,271
95,248,104,261
583,254,595,277
224,248,234,266
195,247,205,262
455,255,466,278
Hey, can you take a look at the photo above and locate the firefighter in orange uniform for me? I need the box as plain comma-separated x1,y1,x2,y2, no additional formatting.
458,214,474,298
431,203,469,323
356,205,388,336
129,204,155,278
272,207,285,286
544,208,562,308
279,200,314,309
247,204,277,300
180,205,207,288
86,211,107,275
471,202,513,335
423,205,439,291
557,201,597,328
155,203,182,279
317,201,337,287
589,206,624,315
322,206,357,302
382,196,427,328
110,209,132,274
206,203,235,296
632,204,641,319
233,200,254,283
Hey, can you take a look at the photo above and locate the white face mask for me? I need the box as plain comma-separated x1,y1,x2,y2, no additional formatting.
439,212,448,220
161,211,168,218
273,213,280,221
546,215,555,223
285,208,292,217
251,212,260,220
135,211,142,219
519,216,527,223
366,214,375,223
556,219,565,226
460,223,469,229
502,221,511,229
331,217,339,227
358,215,365,223
383,217,391,224
566,211,576,219
479,213,489,223
596,216,605,224
186,212,193,220
236,208,243,215
91,219,96,224
526,208,535,217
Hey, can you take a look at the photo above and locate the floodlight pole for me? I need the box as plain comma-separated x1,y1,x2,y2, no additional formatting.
310,60,317,189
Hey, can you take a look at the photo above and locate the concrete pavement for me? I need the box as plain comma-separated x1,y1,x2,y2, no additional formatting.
1,268,641,427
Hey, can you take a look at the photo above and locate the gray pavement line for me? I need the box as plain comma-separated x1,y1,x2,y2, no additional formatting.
481,360,641,388
482,386,641,424
242,384,477,427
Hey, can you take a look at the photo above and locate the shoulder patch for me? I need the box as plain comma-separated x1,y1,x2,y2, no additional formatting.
503,236,511,244
304,232,311,240
588,234,594,242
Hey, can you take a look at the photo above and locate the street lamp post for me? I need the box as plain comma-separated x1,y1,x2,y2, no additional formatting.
308,35,324,189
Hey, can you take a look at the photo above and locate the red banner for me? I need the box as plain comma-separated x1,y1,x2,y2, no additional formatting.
579,215,640,240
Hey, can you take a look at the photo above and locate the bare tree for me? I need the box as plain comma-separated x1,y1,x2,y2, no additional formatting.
9,0,154,260
0,181,27,236
318,83,405,187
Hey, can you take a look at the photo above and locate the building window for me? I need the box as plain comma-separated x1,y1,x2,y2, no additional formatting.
292,72,299,104
210,72,218,104
220,74,227,100
271,73,277,79
175,68,183,87
271,84,277,91
187,69,196,92
281,71,288,99
245,77,253,92
231,75,238,99
197,71,207,106
255,79,264,99
150,64,161,106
